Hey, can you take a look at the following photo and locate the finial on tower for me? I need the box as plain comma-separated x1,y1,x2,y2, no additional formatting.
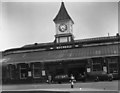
53,2,74,24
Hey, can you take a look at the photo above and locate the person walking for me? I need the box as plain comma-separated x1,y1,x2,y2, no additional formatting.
48,75,52,84
70,74,75,88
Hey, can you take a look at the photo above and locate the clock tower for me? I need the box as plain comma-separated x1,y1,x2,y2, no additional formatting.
53,2,74,43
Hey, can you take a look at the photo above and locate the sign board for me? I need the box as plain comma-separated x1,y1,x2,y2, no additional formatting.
87,68,91,72
103,66,107,72
28,71,32,77
42,70,46,76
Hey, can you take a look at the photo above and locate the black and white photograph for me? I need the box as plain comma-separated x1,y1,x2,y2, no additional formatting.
0,0,120,93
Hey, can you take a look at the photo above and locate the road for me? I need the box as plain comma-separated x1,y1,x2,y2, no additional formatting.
2,80,119,91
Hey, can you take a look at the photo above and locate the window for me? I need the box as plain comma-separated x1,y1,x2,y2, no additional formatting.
60,37,67,43
92,60,102,71
19,64,28,79
108,58,118,73
32,63,41,78
92,64,101,71
8,64,16,79
109,63,118,73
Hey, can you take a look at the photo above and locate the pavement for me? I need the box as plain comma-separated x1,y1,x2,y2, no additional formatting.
1,89,119,93
1,80,119,93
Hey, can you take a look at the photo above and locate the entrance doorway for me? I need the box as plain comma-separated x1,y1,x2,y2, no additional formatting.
68,66,86,80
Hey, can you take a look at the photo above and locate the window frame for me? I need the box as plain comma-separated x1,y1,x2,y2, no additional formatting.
32,63,41,78
19,64,28,79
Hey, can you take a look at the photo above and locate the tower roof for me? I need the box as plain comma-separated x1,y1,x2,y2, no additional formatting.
53,2,74,23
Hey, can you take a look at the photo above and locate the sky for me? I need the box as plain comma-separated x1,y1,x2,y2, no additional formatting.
0,0,118,51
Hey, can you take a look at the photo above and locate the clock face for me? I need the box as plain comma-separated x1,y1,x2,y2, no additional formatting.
59,24,67,32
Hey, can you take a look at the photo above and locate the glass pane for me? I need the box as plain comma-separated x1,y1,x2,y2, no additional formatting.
34,69,41,77
93,64,101,71
20,69,27,79
109,63,118,73
109,63,117,68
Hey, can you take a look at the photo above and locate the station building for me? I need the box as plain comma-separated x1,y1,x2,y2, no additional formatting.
2,2,120,84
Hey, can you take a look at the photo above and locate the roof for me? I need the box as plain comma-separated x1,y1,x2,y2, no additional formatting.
22,36,120,48
2,44,119,64
53,2,74,23
3,35,120,56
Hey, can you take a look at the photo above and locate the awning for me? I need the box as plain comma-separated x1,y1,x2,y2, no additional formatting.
2,44,119,64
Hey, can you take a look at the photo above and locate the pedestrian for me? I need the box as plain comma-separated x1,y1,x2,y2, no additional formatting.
70,74,75,88
48,75,52,84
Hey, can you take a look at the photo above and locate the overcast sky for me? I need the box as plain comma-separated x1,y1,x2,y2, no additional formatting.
0,1,118,51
